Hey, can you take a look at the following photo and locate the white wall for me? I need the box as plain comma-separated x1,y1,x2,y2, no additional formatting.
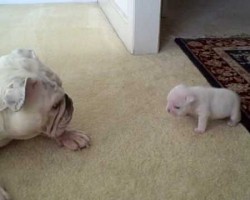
0,0,96,4
98,0,134,53
99,0,161,54
133,0,161,54
114,0,128,17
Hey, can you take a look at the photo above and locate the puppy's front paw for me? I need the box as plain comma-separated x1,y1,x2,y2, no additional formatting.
56,130,90,151
0,187,10,200
194,127,205,134
227,120,238,127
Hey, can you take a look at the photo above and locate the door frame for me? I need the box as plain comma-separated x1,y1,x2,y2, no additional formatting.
98,0,161,55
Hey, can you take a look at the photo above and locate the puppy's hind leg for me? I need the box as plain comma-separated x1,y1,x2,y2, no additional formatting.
227,101,241,127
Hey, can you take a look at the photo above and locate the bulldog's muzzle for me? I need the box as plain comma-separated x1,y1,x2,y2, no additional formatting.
44,93,74,138
65,94,74,116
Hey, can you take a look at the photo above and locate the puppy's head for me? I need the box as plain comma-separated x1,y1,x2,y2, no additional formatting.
166,84,195,116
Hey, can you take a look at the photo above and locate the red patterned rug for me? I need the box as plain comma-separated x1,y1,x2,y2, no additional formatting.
175,37,250,132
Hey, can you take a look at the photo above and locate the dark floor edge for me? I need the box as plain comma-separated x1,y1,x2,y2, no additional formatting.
174,37,250,132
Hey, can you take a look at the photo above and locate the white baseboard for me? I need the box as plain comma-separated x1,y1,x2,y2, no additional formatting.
0,0,97,4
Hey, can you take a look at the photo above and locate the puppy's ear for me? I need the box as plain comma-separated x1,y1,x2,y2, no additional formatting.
0,77,37,112
185,95,195,104
11,49,37,59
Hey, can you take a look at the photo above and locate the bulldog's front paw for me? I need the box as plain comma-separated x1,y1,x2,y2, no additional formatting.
56,130,90,151
0,186,10,200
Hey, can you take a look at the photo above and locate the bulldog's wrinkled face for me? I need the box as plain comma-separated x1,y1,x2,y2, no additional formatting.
166,84,194,116
0,48,89,151
21,78,74,138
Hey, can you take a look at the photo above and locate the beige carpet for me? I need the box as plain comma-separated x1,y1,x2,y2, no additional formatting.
0,3,250,200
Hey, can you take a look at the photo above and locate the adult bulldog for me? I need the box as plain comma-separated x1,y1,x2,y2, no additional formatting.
0,49,90,200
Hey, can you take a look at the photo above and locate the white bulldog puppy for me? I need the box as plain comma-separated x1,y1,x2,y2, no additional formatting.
166,84,241,133
0,49,90,199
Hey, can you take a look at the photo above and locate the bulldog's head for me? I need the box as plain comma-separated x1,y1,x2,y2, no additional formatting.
24,77,74,138
0,49,74,139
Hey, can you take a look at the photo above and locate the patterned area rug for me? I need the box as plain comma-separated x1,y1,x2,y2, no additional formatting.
175,37,250,132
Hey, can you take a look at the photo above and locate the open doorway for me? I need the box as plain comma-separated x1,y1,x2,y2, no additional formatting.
159,0,250,51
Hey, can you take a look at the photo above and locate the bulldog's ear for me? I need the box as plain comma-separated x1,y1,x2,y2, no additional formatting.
0,77,37,112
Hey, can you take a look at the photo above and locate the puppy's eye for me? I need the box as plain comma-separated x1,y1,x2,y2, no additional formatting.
174,106,180,109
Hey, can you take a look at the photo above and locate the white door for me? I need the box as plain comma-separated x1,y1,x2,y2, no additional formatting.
98,0,161,55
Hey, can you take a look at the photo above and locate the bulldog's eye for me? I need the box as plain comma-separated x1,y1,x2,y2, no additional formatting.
52,102,60,109
174,106,180,109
